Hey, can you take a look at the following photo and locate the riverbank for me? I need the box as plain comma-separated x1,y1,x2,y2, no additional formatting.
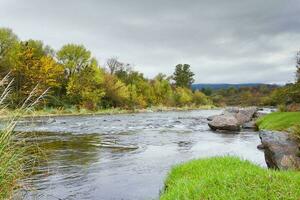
256,112,300,170
161,156,300,200
256,112,300,139
0,105,216,119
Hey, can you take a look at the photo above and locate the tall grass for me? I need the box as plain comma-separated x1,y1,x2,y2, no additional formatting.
0,74,42,199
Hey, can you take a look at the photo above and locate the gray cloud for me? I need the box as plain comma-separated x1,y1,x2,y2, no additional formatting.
1,0,299,83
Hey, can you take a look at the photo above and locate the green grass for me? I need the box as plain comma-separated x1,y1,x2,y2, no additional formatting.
160,157,300,200
256,112,300,131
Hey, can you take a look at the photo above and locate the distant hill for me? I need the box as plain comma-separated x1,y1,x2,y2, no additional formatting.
191,83,277,90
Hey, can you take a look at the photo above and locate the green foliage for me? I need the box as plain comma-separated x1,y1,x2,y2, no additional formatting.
193,90,211,105
173,64,195,88
57,44,92,77
269,83,300,106
152,74,174,106
200,87,212,96
0,27,212,111
102,73,129,107
0,28,20,76
256,112,300,131
161,156,300,200
174,87,193,106
9,40,64,105
67,64,105,110
213,85,277,106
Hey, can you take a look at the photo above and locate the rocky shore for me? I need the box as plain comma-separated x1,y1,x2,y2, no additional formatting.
259,131,300,170
207,107,300,171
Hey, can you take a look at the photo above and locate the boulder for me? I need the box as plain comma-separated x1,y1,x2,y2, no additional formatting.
208,115,240,131
208,107,257,132
207,115,219,121
235,107,257,123
259,131,300,170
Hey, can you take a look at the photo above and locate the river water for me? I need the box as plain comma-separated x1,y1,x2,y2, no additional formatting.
15,109,266,200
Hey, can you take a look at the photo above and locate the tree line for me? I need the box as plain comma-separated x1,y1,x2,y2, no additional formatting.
1,27,299,111
0,28,210,110
204,51,300,110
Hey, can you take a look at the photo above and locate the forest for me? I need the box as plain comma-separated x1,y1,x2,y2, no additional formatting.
1,27,300,112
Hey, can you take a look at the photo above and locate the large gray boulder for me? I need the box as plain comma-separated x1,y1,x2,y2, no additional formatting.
259,131,300,170
234,107,257,124
207,107,257,131
208,115,240,131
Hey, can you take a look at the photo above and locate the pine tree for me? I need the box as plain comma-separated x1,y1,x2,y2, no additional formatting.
172,64,195,88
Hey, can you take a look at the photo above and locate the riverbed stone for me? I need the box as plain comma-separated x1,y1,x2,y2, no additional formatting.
208,115,240,131
207,115,219,121
208,107,257,132
259,131,300,170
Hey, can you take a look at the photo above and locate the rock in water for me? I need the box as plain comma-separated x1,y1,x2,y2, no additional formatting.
207,115,219,121
208,107,257,132
234,107,257,124
259,131,300,170
208,115,240,131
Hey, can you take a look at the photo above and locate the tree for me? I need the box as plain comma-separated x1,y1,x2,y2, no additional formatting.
66,64,105,110
10,41,64,104
173,64,195,88
0,28,20,76
152,74,173,105
193,90,211,105
57,44,92,77
105,57,129,75
296,51,300,83
102,73,129,107
173,87,193,106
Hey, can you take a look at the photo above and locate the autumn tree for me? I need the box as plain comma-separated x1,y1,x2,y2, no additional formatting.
66,61,105,110
10,40,64,104
173,64,195,88
173,87,193,106
193,90,211,105
102,73,129,107
152,74,173,106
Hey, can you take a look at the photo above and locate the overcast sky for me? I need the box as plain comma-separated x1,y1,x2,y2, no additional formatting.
1,0,300,84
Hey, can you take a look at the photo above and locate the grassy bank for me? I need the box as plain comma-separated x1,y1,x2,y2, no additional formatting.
256,112,300,131
0,105,215,119
161,157,300,200
256,112,300,139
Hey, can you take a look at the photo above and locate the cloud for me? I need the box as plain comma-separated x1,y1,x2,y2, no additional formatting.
0,0,299,83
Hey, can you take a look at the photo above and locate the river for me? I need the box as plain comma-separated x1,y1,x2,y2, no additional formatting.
15,109,266,200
